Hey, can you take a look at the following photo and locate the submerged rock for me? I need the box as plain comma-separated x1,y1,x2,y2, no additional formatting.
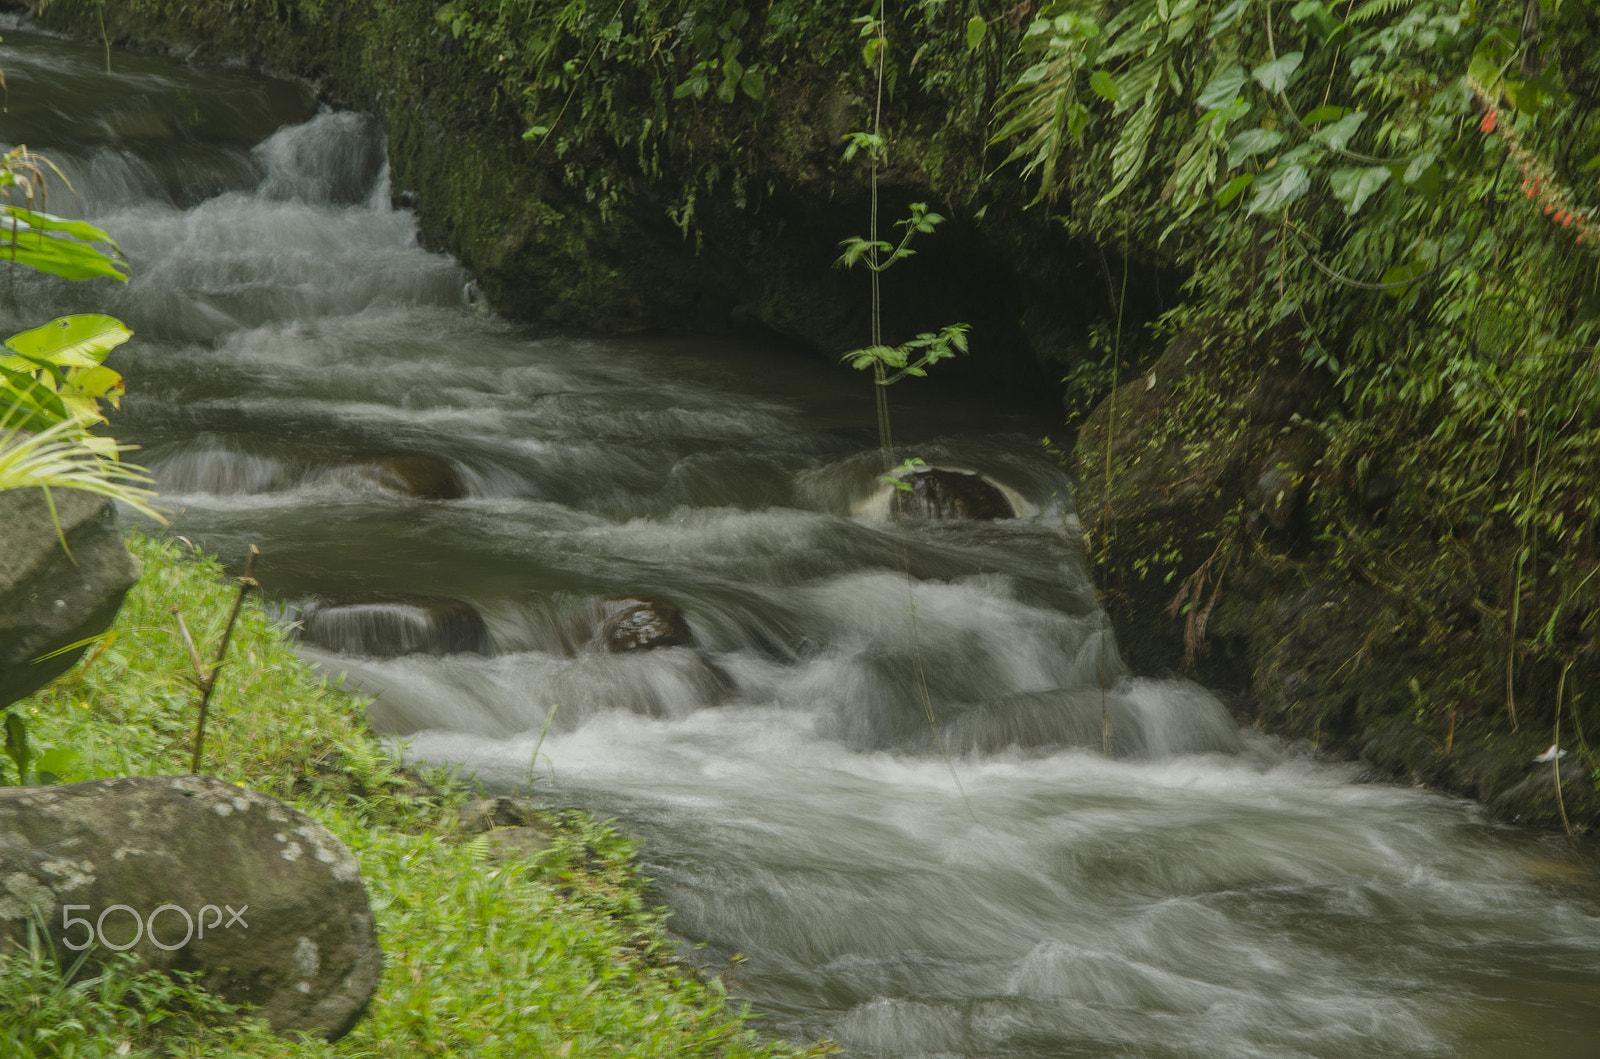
0,486,140,708
0,775,382,1040
290,597,488,657
341,453,463,500
892,468,1016,520
569,596,695,653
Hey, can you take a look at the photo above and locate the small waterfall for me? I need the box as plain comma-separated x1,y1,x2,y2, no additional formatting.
253,111,389,207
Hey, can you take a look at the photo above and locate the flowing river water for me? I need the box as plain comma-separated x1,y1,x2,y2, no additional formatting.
5,25,1600,1058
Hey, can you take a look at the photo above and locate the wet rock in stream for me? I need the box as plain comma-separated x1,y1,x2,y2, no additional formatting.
892,468,1016,520
338,453,463,500
287,598,488,657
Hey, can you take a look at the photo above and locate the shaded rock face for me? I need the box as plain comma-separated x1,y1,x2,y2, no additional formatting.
341,453,463,500
892,469,1015,520
1072,330,1600,833
0,487,141,708
290,597,488,657
0,774,382,1040
570,596,694,653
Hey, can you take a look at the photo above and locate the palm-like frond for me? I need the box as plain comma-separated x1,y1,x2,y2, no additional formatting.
0,420,164,525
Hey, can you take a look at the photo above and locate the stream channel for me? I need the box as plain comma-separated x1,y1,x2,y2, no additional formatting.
5,24,1600,1059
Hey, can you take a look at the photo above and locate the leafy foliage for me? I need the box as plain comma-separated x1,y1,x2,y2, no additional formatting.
0,147,129,284
996,0,1600,738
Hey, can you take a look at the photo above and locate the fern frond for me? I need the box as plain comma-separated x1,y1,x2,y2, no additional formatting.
1347,0,1423,25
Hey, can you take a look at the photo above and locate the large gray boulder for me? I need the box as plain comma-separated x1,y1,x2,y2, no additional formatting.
0,774,382,1040
0,486,141,707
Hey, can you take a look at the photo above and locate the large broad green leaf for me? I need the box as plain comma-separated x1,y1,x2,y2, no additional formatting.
1252,51,1304,94
1090,69,1122,103
1215,173,1255,207
1328,165,1391,215
59,364,126,425
0,231,131,282
1228,127,1285,167
0,206,129,282
966,15,987,50
1,206,122,250
4,315,133,370
0,365,69,429
1246,163,1311,214
1197,64,1247,111
1312,111,1367,150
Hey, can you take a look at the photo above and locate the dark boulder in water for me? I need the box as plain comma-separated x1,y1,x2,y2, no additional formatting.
290,598,488,657
569,596,695,653
893,468,1015,520
342,453,463,500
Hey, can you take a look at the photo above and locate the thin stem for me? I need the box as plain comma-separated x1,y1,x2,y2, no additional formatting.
1553,657,1572,836
190,545,259,774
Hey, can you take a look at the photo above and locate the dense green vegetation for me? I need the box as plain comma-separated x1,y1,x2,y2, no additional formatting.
1013,0,1600,824
5,534,823,1058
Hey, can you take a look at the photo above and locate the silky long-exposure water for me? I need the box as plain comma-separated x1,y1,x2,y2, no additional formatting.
5,24,1599,1058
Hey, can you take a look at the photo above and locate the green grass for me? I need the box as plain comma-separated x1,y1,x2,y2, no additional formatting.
7,532,827,1059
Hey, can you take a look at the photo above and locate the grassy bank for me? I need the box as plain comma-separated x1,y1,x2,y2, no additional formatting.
5,532,824,1059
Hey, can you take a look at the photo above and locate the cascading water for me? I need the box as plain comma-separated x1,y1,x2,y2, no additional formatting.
5,24,1599,1058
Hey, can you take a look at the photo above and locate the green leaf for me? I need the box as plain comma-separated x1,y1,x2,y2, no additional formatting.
0,211,131,282
1215,172,1255,207
966,15,987,51
1247,163,1311,214
3,712,29,787
5,315,133,369
1312,111,1367,151
740,68,765,102
1327,165,1390,215
1196,65,1246,111
0,365,69,427
1227,127,1284,167
2,206,122,251
1090,69,1122,103
1380,260,1425,297
1098,92,1162,205
1207,0,1251,39
1302,105,1348,125
1251,52,1304,94
673,73,710,100
862,36,883,70
1401,151,1436,186
30,746,77,785
1467,29,1515,88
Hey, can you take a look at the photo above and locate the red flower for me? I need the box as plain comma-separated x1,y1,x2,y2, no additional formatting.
1481,110,1497,134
